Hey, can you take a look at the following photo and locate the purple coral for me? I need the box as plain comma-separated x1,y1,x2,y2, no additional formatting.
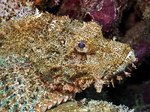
58,0,127,32
133,41,150,62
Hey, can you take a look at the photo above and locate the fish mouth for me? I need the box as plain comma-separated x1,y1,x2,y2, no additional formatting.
113,50,137,74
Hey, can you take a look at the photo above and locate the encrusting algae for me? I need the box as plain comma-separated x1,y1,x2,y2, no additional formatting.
0,13,136,111
48,100,134,112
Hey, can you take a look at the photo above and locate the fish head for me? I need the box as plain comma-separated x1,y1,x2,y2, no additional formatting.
54,21,137,92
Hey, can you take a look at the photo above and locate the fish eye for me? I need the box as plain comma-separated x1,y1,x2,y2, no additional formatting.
78,41,85,49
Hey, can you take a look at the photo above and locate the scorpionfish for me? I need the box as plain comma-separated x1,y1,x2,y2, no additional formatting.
0,13,136,111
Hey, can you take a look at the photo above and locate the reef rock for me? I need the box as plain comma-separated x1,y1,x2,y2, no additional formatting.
58,0,127,32
121,20,150,62
48,100,134,112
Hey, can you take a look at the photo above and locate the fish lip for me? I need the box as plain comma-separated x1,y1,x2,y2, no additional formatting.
112,50,137,75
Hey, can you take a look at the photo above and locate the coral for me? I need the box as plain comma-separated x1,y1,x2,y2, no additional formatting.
137,0,150,20
143,6,150,19
58,0,128,32
0,13,136,111
48,100,134,112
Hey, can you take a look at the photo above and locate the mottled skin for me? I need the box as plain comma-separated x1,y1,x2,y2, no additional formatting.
0,56,72,112
0,0,35,22
0,13,136,111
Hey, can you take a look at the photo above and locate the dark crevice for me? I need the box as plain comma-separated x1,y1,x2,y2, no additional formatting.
44,0,63,14
35,0,63,14
118,0,143,36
